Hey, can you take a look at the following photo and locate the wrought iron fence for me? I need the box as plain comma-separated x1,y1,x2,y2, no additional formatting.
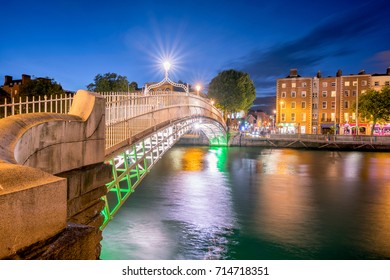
0,94,74,119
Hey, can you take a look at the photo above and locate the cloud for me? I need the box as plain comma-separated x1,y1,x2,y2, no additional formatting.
234,0,390,96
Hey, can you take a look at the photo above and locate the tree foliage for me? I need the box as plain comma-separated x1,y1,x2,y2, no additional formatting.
19,77,65,97
353,86,390,135
208,69,256,123
87,73,130,92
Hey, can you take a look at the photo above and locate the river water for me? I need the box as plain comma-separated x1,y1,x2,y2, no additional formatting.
100,146,390,260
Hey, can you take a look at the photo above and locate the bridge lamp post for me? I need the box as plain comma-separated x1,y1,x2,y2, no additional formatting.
163,61,171,79
195,84,201,96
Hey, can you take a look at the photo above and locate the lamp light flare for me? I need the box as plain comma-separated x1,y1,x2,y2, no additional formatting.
163,61,171,72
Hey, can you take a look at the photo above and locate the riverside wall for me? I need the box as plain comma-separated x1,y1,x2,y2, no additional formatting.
0,90,111,260
177,131,390,151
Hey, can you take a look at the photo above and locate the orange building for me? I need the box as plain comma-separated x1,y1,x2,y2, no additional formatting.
276,68,390,135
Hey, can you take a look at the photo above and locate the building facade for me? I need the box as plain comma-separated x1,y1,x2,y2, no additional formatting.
276,68,390,135
2,74,31,97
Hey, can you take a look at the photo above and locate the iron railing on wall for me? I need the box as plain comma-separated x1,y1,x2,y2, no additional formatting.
0,94,74,118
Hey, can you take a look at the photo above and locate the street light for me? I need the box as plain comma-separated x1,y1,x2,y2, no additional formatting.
280,101,284,134
195,84,201,96
273,109,276,132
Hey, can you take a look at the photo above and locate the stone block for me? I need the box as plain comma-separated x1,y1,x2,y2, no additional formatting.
0,163,67,259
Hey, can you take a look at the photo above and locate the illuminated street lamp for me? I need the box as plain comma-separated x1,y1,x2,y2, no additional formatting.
195,84,201,95
279,101,285,134
144,61,189,95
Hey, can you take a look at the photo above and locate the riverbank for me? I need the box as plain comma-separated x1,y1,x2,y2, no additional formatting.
177,132,390,152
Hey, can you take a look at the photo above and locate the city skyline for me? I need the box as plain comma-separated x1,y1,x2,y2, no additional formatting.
1,0,389,96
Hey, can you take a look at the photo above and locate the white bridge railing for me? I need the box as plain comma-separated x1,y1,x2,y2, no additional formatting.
103,91,225,154
0,94,74,118
0,91,226,154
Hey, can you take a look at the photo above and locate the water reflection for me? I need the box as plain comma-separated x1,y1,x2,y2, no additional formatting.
101,147,390,260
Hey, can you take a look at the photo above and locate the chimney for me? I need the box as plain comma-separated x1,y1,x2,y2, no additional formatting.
358,69,366,75
387,67,390,75
316,71,322,78
4,75,12,86
22,74,31,84
336,69,342,77
289,69,298,77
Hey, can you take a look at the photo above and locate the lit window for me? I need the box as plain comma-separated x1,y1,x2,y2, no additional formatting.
301,113,306,121
345,81,350,86
331,91,336,97
362,80,367,86
282,83,286,88
331,112,336,121
292,83,296,88
322,82,328,87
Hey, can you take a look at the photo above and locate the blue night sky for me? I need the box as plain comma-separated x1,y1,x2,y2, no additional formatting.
1,0,389,97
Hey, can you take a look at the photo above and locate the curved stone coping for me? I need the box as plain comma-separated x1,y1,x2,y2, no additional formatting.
0,113,83,164
0,90,105,174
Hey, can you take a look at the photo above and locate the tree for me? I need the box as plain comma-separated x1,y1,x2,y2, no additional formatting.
129,81,139,92
87,73,130,92
353,86,390,135
19,77,65,97
208,69,256,124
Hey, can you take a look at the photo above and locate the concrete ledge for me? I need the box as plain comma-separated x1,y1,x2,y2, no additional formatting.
0,161,67,259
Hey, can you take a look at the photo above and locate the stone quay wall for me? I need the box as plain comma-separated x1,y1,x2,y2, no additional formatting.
0,90,111,259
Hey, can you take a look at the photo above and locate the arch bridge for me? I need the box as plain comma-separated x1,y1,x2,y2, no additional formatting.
101,91,227,228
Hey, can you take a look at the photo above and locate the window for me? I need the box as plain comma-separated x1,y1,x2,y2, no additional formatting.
301,82,307,87
281,113,286,122
374,81,380,86
301,91,306,97
331,90,336,97
313,92,318,98
291,102,296,109
291,91,296,98
321,113,327,121
345,81,350,86
313,113,318,120
312,103,318,109
385,81,390,86
362,80,367,86
353,81,358,86
281,102,286,109
322,91,327,97
344,90,349,97
331,112,336,121
344,101,349,109
352,112,356,121
322,82,328,87
344,113,349,122
301,112,306,121
322,101,327,109
281,83,286,88
281,91,286,98
301,101,306,109
292,82,296,88
331,82,336,87
331,101,335,109
352,90,357,96
291,113,296,122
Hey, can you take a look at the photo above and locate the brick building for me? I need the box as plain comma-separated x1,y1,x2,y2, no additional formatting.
276,68,390,135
